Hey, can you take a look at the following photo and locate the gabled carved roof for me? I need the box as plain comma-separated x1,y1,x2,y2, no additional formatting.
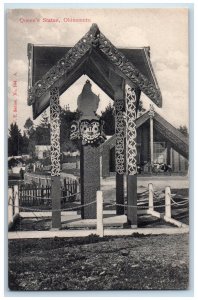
27,23,162,119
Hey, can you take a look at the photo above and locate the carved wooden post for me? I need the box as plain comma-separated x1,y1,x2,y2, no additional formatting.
148,104,155,171
125,82,137,227
148,183,154,212
165,186,171,218
14,185,19,215
102,144,110,178
115,92,125,215
8,188,13,226
97,190,104,237
81,145,99,219
50,87,61,229
71,80,103,219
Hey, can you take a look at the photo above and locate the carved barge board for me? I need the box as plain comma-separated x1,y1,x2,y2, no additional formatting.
28,24,162,120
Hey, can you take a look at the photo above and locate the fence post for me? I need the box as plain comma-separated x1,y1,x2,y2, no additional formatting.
8,188,13,226
41,185,44,205
165,186,171,218
13,185,19,215
148,183,154,211
97,191,103,237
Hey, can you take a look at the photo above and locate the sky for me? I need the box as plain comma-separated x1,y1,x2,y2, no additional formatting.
7,8,189,131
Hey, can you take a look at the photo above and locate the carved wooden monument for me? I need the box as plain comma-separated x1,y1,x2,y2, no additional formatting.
27,23,162,228
70,80,105,218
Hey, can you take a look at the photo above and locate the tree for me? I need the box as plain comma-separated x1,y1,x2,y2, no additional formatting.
137,99,146,116
21,132,29,154
8,123,23,156
178,125,188,137
101,103,115,135
24,118,34,137
39,111,49,128
100,99,146,136
60,108,81,152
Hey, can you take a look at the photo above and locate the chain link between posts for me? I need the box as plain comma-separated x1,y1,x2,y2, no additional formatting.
8,187,189,213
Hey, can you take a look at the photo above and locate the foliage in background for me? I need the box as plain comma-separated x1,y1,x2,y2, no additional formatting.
8,123,24,156
9,104,188,158
101,103,115,136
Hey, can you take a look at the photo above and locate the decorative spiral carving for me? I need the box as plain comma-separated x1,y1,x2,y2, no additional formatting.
115,99,125,174
50,87,60,176
125,84,137,175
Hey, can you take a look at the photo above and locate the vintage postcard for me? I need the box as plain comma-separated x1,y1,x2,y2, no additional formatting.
7,7,190,292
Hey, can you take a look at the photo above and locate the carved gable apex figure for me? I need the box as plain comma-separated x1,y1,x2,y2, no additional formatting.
77,80,100,120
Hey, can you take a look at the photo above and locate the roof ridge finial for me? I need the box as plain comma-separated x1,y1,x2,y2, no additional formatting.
90,23,100,37
148,104,155,118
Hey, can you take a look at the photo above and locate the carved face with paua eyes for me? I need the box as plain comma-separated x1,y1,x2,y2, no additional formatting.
80,120,100,144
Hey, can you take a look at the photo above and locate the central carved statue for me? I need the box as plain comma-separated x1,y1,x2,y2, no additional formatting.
70,80,105,145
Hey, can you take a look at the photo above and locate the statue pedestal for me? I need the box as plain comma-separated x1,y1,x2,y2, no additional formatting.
80,145,100,219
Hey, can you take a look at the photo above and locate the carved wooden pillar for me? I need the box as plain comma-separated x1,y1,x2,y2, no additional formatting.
102,144,110,178
148,104,155,170
125,82,137,227
50,87,61,229
115,91,125,215
80,145,99,219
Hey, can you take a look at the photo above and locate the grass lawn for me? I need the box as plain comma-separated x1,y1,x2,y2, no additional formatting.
8,233,189,291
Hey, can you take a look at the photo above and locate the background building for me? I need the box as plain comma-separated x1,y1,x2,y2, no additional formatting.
100,107,188,177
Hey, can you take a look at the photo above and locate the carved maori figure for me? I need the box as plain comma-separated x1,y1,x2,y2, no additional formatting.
70,80,106,146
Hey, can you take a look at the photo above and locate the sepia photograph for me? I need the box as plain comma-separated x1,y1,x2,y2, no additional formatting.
7,6,190,292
